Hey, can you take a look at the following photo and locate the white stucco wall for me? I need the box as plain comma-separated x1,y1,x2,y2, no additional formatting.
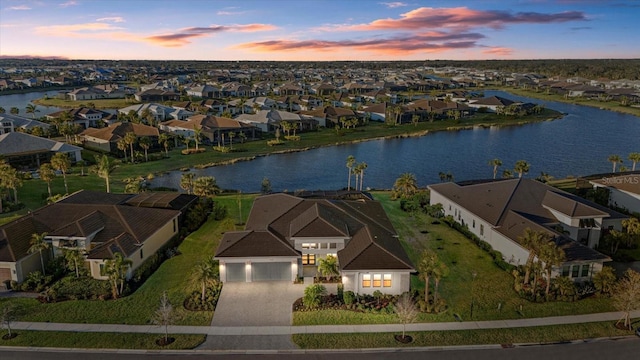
341,270,410,295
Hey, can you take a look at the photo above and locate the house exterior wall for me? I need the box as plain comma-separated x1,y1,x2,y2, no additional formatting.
82,136,112,152
15,252,47,283
609,188,640,213
341,270,410,295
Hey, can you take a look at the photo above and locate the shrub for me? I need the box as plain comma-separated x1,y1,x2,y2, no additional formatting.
184,282,223,311
343,290,355,305
267,139,284,146
44,276,111,302
337,283,344,299
211,202,228,221
284,135,300,141
303,284,327,309
213,146,231,153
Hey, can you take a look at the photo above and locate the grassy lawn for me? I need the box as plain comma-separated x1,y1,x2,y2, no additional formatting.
292,319,639,349
0,331,205,350
293,191,614,326
0,193,256,326
33,97,139,110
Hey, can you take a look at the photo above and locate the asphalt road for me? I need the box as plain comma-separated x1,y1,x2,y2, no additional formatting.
2,337,639,360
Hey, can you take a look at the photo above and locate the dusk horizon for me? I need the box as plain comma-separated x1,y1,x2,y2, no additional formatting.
1,0,638,61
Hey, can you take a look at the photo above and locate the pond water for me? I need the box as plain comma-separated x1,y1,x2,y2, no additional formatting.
0,90,65,116
151,91,640,192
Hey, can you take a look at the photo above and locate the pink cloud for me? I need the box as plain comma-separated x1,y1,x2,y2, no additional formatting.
482,47,514,56
236,31,485,55
380,2,408,8
143,24,276,47
342,7,586,31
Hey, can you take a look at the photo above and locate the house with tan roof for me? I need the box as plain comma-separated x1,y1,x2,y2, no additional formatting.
215,192,414,295
159,114,259,145
586,171,640,214
80,122,159,154
428,179,625,282
0,190,197,284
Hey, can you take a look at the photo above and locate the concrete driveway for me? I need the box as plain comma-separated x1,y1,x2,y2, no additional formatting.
211,281,303,326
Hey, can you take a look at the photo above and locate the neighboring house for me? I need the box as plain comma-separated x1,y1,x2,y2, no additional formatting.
214,192,414,295
0,113,50,134
118,103,193,122
185,84,221,98
428,178,624,282
467,95,517,112
587,171,640,214
159,114,259,144
66,86,126,101
134,89,180,102
80,122,159,154
236,109,317,133
47,107,112,129
0,132,82,169
0,190,196,284
360,103,386,122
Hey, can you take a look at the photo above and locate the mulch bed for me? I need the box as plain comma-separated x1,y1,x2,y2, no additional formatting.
2,333,18,340
394,335,413,343
156,337,175,346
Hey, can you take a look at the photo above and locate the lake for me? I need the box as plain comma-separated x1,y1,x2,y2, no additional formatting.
150,91,640,192
0,90,65,116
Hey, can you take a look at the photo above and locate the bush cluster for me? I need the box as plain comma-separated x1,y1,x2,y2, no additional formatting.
43,276,111,302
183,283,223,311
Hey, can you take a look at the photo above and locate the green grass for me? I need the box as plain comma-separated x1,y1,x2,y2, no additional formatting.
0,193,257,325
0,331,205,350
292,319,639,349
33,97,139,109
293,191,614,325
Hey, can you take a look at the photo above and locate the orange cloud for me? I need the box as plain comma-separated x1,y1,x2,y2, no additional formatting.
236,31,485,55
482,47,514,56
338,7,586,31
143,24,276,47
35,22,125,36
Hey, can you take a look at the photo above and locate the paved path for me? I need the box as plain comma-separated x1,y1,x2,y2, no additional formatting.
11,310,640,336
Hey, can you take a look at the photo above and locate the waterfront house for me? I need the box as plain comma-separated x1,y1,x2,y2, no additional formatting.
80,122,159,154
0,131,82,169
214,192,414,295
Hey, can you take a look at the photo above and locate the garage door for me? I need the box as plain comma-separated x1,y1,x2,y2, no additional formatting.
252,262,291,281
0,267,11,285
226,263,246,282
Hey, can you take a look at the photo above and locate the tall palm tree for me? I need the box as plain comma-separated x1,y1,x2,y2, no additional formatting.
190,257,219,302
138,136,151,162
539,241,565,297
518,228,549,285
357,162,368,191
64,249,85,278
317,255,339,281
346,155,356,191
25,103,39,119
608,154,623,173
228,132,235,150
192,126,202,151
124,132,137,163
488,158,502,180
627,152,640,171
39,163,56,198
417,250,439,305
158,133,170,157
116,138,128,163
180,172,196,194
392,173,418,199
104,252,132,298
95,155,116,193
432,259,449,306
28,232,50,275
514,160,530,178
50,152,70,194
193,176,220,198
0,162,22,204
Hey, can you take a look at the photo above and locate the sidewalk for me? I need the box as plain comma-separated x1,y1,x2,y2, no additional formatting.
11,310,640,336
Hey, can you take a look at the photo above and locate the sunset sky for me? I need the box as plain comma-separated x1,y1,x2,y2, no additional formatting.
0,0,638,61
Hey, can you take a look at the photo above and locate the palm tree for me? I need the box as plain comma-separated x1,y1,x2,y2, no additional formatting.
488,158,502,180
39,163,56,198
180,172,196,194
357,162,368,191
117,138,128,163
518,228,549,286
158,133,170,157
538,241,565,297
392,173,418,199
238,132,247,144
104,252,132,299
138,136,151,162
193,126,202,151
64,249,85,278
50,152,70,194
190,257,219,302
25,103,39,119
124,132,137,163
94,155,116,193
346,155,356,191
228,132,235,150
608,154,623,173
502,169,514,179
0,107,5,114
417,250,438,307
0,162,22,204
317,255,339,281
627,152,640,171
193,176,220,198
514,160,530,178
432,259,449,306
28,232,50,275
10,107,19,115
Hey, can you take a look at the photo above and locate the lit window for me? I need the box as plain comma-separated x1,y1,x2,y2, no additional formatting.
302,243,317,249
302,254,315,265
362,274,371,287
383,274,392,287
373,274,382,287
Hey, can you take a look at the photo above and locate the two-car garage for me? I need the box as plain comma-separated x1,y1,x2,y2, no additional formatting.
220,259,296,282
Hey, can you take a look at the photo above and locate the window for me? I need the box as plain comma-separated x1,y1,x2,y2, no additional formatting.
329,243,337,249
99,264,106,277
302,243,317,249
140,248,144,259
362,274,371,287
373,274,382,287
480,224,484,236
472,220,475,228
562,265,570,277
173,218,177,233
302,254,315,265
383,274,392,287
571,265,580,278
581,264,590,277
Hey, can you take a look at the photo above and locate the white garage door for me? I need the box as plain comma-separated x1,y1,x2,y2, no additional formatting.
252,262,291,281
226,263,246,282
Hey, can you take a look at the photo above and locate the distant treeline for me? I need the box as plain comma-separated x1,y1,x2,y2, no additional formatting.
0,58,638,81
